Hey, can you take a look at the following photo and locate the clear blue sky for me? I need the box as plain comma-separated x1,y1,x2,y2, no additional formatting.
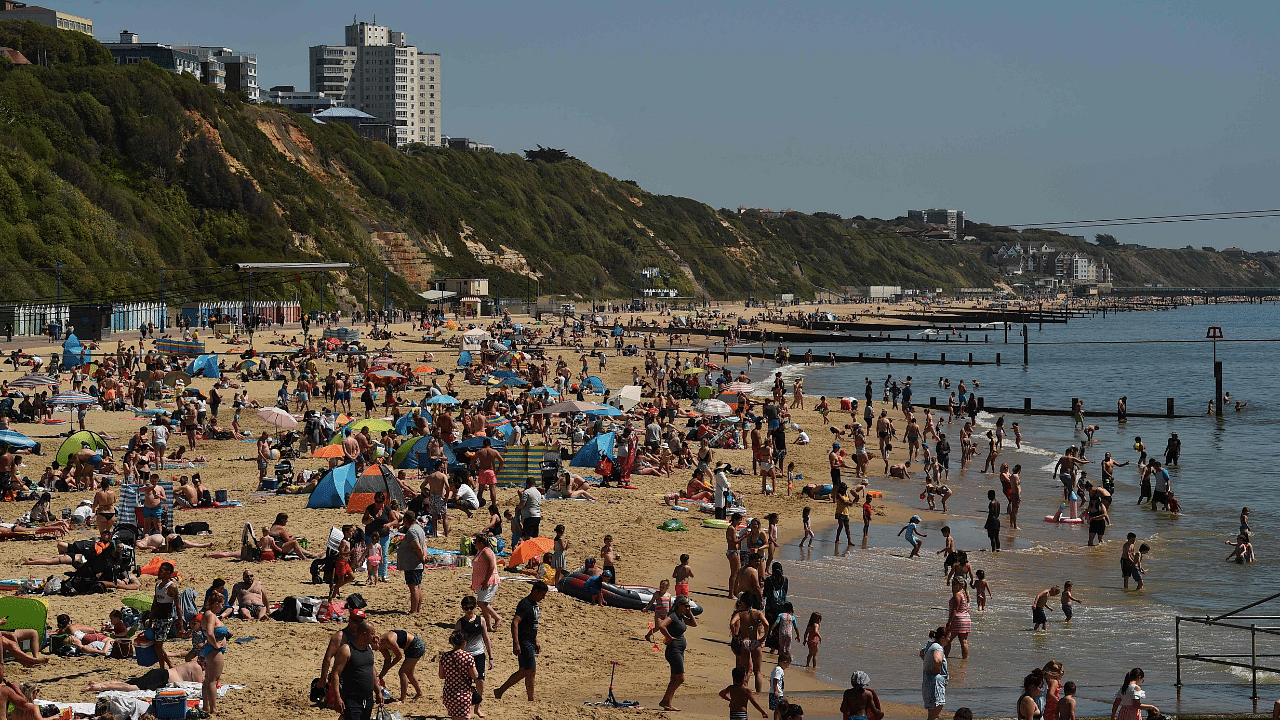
60,0,1280,251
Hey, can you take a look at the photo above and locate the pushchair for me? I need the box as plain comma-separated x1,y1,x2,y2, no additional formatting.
276,432,301,460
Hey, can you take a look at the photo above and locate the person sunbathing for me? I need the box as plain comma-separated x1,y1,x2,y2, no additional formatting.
551,473,597,501
135,533,214,553
54,614,114,657
83,659,205,693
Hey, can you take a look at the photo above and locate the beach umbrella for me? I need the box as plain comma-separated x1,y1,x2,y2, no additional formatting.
693,399,733,416
453,435,506,453
183,388,206,400
311,444,346,459
530,387,559,397
722,382,755,394
9,375,58,389
490,370,522,380
325,337,343,347
682,367,707,375
0,429,36,450
412,365,438,375
369,369,405,379
490,376,528,388
328,418,395,444
425,395,460,405
235,359,260,371
256,407,297,430
584,405,623,417
49,391,95,406
533,400,611,415
498,351,534,365
505,537,554,569
372,357,395,367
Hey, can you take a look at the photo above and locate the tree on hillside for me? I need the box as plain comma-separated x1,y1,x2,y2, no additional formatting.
1094,233,1119,248
523,145,573,163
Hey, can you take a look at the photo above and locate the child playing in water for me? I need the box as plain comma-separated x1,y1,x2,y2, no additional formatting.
720,666,769,719
1226,533,1256,563
800,507,815,547
862,497,873,540
972,569,993,611
786,462,796,497
802,612,823,668
1060,580,1083,621
898,515,926,558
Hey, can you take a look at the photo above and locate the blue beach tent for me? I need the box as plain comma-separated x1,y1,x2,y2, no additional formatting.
305,463,358,509
457,351,472,367
187,354,221,378
570,431,615,468
583,376,606,394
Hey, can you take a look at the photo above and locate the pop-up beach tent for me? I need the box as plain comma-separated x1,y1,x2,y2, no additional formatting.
345,463,404,513
306,463,358,509
55,430,112,467
187,354,221,378
570,431,615,468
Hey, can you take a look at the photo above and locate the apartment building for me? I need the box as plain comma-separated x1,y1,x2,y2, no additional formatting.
309,18,441,147
103,31,201,80
907,209,965,239
175,46,259,101
0,2,92,35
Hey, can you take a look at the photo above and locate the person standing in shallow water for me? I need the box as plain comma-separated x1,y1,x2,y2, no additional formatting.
920,626,949,720
984,490,1001,552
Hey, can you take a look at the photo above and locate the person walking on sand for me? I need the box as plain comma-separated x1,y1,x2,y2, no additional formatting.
1032,585,1060,631
657,595,699,711
493,580,547,702
398,511,427,615
834,481,856,545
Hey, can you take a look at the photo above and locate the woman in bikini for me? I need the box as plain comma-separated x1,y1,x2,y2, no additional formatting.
729,591,769,693
725,514,744,598
200,593,231,716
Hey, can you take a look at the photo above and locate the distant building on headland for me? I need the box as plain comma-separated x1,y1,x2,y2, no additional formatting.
311,107,394,146
907,209,965,240
0,46,30,64
266,86,340,115
443,137,494,152
0,2,92,35
309,17,442,147
103,32,259,101
736,207,793,219
1222,247,1247,258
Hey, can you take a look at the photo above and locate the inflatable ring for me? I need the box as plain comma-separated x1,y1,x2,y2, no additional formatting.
866,490,883,499
1044,515,1085,524
702,519,730,529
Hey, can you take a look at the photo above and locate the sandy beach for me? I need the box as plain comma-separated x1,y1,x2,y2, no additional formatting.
0,302,935,720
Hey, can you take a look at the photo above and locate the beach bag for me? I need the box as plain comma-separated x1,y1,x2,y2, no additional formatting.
345,593,367,610
595,457,613,477
310,677,329,705
175,522,210,535
276,596,321,623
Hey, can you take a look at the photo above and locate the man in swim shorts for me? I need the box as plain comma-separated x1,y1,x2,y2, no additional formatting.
472,438,503,505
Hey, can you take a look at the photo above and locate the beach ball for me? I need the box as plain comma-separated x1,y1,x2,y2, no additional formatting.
270,449,280,461
1133,443,1141,450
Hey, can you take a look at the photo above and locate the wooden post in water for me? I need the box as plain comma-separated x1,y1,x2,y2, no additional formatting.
1024,398,1031,411
977,396,984,410
1023,324,1029,365
968,352,973,364
996,353,1001,365
1004,321,1009,344
985,334,989,343
913,352,918,364
886,352,891,361
1167,398,1175,417
1215,361,1223,418
941,353,945,363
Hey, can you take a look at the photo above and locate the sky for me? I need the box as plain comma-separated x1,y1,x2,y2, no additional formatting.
53,0,1280,251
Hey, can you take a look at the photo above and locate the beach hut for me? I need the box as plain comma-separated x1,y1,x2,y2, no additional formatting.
55,430,112,467
345,463,404,513
497,443,557,488
0,597,50,653
186,354,221,378
305,464,358,509
570,431,615,468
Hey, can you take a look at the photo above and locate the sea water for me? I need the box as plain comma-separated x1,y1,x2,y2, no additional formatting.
757,303,1280,716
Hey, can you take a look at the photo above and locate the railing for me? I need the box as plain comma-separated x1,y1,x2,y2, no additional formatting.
1175,591,1280,703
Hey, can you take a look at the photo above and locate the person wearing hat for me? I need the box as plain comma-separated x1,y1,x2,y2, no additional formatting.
898,516,926,558
712,463,732,520
841,670,884,720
